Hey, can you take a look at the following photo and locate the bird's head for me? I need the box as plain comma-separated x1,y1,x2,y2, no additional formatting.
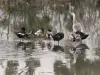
21,27,26,31
48,29,52,32
70,12,75,18
41,28,44,33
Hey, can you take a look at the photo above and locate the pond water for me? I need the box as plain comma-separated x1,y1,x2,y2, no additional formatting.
0,37,100,75
0,0,100,75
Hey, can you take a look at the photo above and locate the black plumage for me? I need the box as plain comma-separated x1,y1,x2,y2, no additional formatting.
15,32,26,39
52,32,64,45
47,29,64,45
76,31,89,40
71,31,89,42
15,27,27,41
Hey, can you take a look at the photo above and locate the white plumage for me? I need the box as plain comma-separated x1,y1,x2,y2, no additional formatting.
34,29,42,36
71,12,83,32
17,32,25,36
70,12,89,41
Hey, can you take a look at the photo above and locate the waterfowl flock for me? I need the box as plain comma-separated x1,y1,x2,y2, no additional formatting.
15,11,89,45
15,3,89,46
15,27,64,45
15,24,88,46
14,9,89,64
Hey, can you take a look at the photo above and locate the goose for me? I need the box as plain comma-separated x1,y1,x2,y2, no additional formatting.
47,29,64,45
70,12,89,41
52,32,64,45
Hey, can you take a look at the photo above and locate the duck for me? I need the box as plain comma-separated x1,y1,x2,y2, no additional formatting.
15,27,27,41
76,31,89,40
46,29,64,45
15,27,33,41
70,12,89,41
46,29,53,39
52,32,64,45
34,28,44,37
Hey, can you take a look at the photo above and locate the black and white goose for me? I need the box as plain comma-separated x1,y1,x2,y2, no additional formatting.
47,29,64,45
70,12,89,41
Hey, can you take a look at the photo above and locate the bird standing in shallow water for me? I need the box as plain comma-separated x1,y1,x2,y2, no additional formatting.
46,29,53,40
47,29,64,45
70,12,89,41
15,27,33,41
15,27,27,41
34,28,46,43
34,28,45,37
52,32,64,45
68,2,88,41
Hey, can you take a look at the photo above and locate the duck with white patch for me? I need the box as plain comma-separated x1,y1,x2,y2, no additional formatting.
34,28,45,37
15,27,27,41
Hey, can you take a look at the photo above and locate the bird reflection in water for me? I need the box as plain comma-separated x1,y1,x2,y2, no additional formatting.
15,42,35,50
0,59,5,69
18,57,40,75
54,60,71,75
38,40,46,50
75,58,100,75
15,42,25,48
5,60,19,75
47,42,52,50
68,43,89,64
52,45,64,52
15,41,35,55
